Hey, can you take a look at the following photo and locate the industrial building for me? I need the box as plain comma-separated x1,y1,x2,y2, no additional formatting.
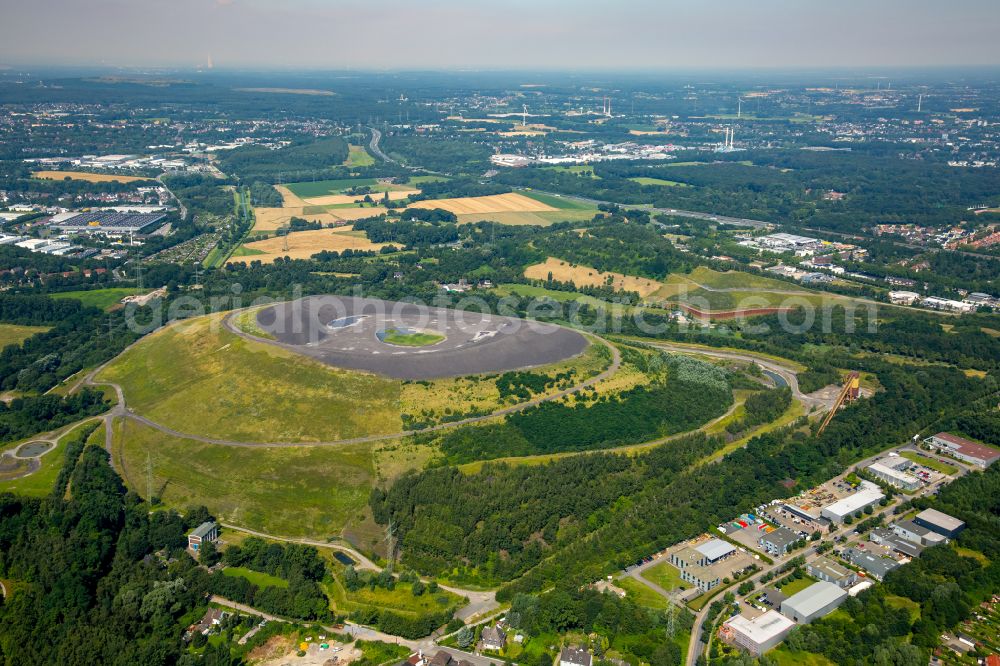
51,210,167,234
843,547,901,581
807,557,858,588
695,538,737,564
870,528,925,558
913,508,966,538
924,432,1000,468
892,520,949,547
866,461,920,491
669,539,741,592
758,527,799,556
187,521,218,552
721,611,796,655
780,582,848,624
820,481,885,523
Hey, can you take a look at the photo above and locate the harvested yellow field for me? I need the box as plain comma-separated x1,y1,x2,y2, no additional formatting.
329,207,389,222
275,185,309,207
524,257,663,297
228,227,388,264
303,190,418,206
253,207,341,232
32,170,151,184
408,192,556,215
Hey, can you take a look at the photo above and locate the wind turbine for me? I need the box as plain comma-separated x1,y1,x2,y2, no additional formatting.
737,97,743,119
917,94,924,112
522,104,528,126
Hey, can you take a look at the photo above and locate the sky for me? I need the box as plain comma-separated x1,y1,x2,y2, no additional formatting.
1,0,998,70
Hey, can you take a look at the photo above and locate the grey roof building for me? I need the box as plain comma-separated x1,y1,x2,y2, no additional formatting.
913,508,966,538
560,648,593,666
807,557,858,588
843,547,901,581
780,581,848,624
759,527,799,556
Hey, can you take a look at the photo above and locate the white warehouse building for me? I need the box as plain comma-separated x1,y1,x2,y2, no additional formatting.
722,611,796,655
866,462,920,491
820,481,884,523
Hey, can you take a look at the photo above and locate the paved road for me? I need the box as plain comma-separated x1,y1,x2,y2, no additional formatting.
647,341,825,409
519,188,773,230
83,312,621,450
156,174,187,221
220,523,500,622
210,595,425,650
368,128,395,164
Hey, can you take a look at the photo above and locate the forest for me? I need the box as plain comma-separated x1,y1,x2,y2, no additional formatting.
0,447,219,665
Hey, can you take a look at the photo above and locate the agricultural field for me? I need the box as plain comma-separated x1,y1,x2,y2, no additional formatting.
0,323,50,348
97,313,404,442
629,177,689,187
112,418,376,538
51,287,140,311
408,192,557,215
524,257,664,297
284,178,416,200
251,206,341,232
343,144,375,167
31,170,151,183
230,227,390,264
543,165,599,178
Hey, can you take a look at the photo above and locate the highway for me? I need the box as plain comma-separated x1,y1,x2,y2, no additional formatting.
368,127,395,164
516,188,774,230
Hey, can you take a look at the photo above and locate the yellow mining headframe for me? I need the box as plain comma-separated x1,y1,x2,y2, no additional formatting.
817,371,861,436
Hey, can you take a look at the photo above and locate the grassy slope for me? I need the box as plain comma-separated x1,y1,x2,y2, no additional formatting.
0,324,50,348
222,567,289,589
641,560,691,591
113,418,374,538
51,288,139,311
97,314,403,442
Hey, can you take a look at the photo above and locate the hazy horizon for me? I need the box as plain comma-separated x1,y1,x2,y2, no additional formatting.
2,0,999,71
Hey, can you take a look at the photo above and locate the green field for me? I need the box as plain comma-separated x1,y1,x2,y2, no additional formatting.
222,566,289,589
885,594,921,622
629,177,689,187
324,566,462,617
640,560,691,591
617,576,669,610
406,175,450,185
778,575,817,596
898,450,959,475
519,190,598,211
0,323,50,349
769,648,837,666
113,418,375,538
493,283,611,309
344,145,375,167
97,313,403,443
286,178,410,198
52,288,139,311
381,328,445,347
543,165,599,178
